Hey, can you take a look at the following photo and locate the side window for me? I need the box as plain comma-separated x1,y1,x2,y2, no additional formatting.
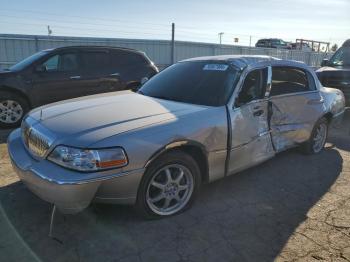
42,53,79,72
43,55,59,71
236,68,267,106
270,67,314,96
81,52,110,70
59,53,79,71
111,51,147,68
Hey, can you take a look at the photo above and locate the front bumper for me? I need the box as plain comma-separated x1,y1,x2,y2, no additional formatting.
7,129,144,214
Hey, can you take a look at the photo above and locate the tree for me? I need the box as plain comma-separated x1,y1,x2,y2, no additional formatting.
331,44,338,52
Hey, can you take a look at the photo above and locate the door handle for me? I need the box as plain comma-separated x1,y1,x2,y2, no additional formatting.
110,73,120,77
70,75,81,79
307,98,324,105
253,109,264,117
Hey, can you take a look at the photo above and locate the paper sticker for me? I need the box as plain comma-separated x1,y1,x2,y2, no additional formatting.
203,64,228,71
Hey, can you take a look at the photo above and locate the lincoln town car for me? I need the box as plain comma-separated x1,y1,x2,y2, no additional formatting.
8,55,345,218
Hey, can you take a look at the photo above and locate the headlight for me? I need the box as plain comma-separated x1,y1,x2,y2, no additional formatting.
48,146,128,172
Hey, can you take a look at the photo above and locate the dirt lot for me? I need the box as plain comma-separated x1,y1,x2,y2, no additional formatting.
1,111,350,262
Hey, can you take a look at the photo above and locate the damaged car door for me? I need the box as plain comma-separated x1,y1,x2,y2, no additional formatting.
228,67,275,174
269,66,323,152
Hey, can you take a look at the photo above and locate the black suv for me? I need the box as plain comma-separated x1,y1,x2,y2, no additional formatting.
255,38,289,49
0,46,158,127
317,39,350,106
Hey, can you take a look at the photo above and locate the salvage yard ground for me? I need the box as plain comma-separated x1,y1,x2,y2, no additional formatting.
1,110,350,262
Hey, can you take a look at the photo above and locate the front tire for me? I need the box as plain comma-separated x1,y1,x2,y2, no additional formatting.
136,150,201,219
302,117,328,154
0,91,29,128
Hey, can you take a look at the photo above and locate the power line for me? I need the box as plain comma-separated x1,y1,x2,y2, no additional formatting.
0,14,170,33
0,21,171,37
0,9,345,45
0,9,170,28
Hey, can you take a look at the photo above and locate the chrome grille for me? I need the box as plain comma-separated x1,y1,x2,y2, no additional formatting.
21,120,52,158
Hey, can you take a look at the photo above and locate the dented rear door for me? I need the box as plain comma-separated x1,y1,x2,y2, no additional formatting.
268,66,324,152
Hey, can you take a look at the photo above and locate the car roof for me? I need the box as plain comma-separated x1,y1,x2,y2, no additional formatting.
42,45,142,54
343,39,350,47
258,38,282,41
182,55,277,65
181,55,307,69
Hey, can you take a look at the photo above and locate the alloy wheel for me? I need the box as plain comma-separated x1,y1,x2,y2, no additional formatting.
0,100,24,124
313,122,327,153
146,164,194,216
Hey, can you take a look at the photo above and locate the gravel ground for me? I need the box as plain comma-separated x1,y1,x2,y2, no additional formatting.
0,110,349,262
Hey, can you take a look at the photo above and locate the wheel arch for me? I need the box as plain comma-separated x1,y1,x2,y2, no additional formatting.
322,112,333,123
144,140,210,184
0,85,32,107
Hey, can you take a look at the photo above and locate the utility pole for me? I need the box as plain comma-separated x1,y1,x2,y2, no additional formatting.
171,23,175,64
47,25,52,36
218,32,224,45
249,36,252,47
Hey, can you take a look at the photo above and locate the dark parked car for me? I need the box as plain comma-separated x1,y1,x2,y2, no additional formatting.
316,39,350,106
255,38,289,49
0,46,158,128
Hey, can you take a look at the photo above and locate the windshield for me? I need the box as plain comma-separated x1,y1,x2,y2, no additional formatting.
9,51,48,71
139,61,241,106
272,39,286,46
329,47,350,66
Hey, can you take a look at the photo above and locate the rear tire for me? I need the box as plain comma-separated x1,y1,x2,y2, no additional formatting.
0,91,29,128
301,117,328,154
136,150,201,219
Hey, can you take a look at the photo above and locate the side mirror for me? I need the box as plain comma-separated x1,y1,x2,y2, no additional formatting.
35,64,47,72
321,59,329,67
140,77,149,85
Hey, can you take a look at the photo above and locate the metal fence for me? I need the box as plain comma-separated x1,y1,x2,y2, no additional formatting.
0,34,333,70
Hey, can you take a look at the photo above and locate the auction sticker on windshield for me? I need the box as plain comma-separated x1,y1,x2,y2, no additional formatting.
203,64,229,71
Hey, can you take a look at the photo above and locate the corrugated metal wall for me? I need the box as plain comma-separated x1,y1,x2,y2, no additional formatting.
0,34,332,70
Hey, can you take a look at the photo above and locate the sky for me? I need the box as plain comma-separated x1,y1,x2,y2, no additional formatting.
0,0,349,47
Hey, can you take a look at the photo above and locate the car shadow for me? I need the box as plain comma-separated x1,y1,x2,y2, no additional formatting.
327,108,350,152
0,128,13,143
0,145,343,262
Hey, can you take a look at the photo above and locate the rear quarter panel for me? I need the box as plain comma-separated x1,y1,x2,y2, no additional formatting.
320,86,346,116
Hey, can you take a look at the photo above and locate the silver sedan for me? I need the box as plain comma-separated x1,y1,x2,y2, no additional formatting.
8,55,345,218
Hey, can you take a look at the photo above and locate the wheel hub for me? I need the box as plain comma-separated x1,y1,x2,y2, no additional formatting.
164,183,178,196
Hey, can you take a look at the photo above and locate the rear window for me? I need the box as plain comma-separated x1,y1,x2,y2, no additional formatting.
270,67,315,96
140,61,241,106
111,51,148,67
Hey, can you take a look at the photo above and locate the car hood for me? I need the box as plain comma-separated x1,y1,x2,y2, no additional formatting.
316,66,350,87
28,91,209,147
316,66,350,73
